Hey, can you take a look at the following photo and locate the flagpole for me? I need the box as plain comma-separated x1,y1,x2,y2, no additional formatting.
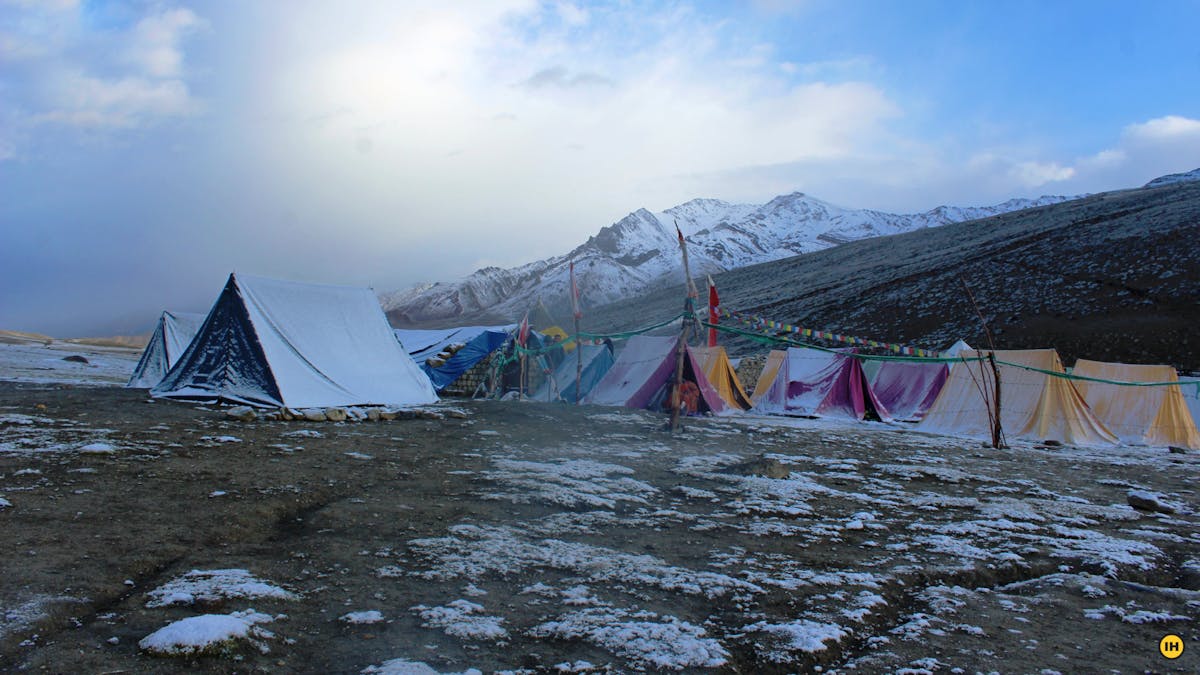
670,222,698,434
571,262,583,405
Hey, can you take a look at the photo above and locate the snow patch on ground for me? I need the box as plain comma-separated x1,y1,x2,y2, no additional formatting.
145,569,298,607
528,607,728,670
341,610,385,624
138,609,275,656
743,618,849,661
479,458,658,509
413,599,508,640
408,524,762,599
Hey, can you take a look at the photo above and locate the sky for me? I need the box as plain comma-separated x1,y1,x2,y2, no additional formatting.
1,0,1198,336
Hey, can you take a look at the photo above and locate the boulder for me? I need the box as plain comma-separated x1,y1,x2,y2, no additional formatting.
1127,489,1176,514
725,455,791,479
325,408,348,422
62,355,89,364
303,409,327,422
225,406,256,422
366,408,381,422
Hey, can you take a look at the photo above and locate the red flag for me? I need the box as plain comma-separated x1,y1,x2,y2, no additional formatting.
707,275,719,347
517,311,530,347
570,262,582,320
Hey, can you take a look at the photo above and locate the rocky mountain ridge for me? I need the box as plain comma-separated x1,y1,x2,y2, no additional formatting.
382,191,1073,327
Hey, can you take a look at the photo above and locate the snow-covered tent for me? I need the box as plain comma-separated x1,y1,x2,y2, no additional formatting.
394,325,516,392
532,343,615,403
583,335,728,414
127,311,205,388
692,346,752,410
870,360,949,421
1072,359,1200,449
153,274,437,408
918,349,1116,446
752,347,889,420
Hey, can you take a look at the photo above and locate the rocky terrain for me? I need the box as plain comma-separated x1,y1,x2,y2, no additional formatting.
2,381,1199,674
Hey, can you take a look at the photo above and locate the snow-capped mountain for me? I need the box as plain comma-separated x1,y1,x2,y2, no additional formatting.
382,191,1073,326
1144,167,1200,188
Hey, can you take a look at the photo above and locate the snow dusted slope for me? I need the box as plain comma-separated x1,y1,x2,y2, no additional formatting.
1144,167,1200,188
383,191,1073,326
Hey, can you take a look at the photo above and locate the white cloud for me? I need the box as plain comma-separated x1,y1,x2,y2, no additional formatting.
1010,160,1075,186
1123,114,1200,143
126,7,205,78
37,72,196,128
555,2,589,27
1,3,204,139
248,1,901,247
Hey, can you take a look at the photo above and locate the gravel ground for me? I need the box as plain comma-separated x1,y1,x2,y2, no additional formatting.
2,378,1199,674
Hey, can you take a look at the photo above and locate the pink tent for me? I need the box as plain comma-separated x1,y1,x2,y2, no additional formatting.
583,335,728,414
753,347,889,421
871,360,948,421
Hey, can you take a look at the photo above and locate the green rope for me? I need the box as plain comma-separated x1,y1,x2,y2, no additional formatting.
994,359,1200,389
700,320,984,364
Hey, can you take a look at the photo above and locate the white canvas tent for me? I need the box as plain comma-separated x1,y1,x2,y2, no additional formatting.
153,274,437,408
918,349,1117,446
1072,359,1200,449
127,310,205,388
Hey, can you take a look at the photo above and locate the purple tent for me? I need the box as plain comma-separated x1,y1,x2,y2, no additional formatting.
870,360,948,421
753,347,889,421
583,335,728,414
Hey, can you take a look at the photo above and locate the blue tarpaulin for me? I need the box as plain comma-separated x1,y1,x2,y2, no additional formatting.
532,344,615,402
394,325,516,392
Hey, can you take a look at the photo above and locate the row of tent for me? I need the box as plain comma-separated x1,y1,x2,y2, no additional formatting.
577,335,1200,450
130,274,595,406
129,274,1200,450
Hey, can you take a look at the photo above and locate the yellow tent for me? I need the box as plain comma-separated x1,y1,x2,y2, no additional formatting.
1072,360,1200,450
918,349,1117,446
692,346,753,410
540,325,575,353
751,350,787,405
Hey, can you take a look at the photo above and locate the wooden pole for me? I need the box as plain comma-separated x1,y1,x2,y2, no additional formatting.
670,221,699,434
574,317,583,404
960,276,1004,449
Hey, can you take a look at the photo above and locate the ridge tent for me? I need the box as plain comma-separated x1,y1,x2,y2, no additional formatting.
752,347,889,421
751,350,787,405
1072,359,1200,450
943,339,972,357
870,360,949,421
394,325,516,392
127,310,205,388
153,274,437,408
532,343,615,403
582,335,728,414
692,345,752,410
918,349,1116,446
